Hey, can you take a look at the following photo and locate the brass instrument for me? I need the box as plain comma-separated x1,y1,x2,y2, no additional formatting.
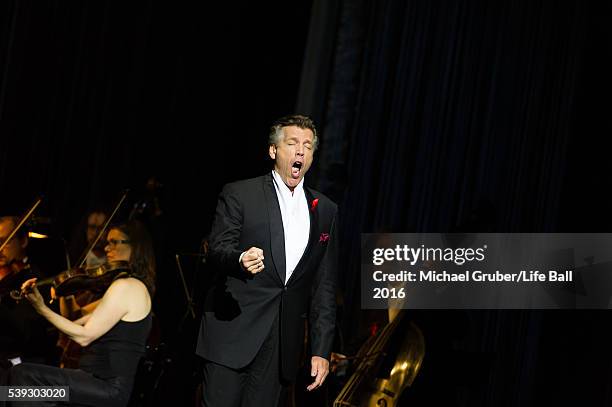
334,310,425,406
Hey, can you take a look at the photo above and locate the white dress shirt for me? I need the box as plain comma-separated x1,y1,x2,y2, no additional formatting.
271,170,310,284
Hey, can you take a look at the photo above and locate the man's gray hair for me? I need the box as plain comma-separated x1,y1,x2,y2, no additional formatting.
268,114,319,151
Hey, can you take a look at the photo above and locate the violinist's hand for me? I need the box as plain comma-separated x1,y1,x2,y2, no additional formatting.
240,247,265,275
20,278,46,313
307,356,330,391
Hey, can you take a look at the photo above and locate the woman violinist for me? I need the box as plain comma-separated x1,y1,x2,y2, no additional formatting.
7,220,155,407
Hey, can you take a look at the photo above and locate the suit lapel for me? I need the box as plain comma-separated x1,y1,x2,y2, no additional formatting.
286,187,319,286
263,174,286,284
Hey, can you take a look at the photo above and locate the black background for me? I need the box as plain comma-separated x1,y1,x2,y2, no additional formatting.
2,1,612,406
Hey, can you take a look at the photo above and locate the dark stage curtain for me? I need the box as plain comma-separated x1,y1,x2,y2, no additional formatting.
0,2,313,405
0,1,312,243
299,0,612,405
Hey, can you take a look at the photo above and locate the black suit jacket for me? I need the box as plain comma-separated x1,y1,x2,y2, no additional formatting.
196,173,337,380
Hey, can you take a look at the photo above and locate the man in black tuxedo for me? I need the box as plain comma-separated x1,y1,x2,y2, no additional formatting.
196,115,338,406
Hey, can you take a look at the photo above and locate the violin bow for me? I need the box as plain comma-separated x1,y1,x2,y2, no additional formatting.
0,197,43,253
75,190,129,268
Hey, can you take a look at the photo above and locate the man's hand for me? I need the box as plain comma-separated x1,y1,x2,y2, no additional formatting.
307,356,329,391
240,247,265,275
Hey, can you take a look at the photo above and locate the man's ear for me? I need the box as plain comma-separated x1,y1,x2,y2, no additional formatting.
268,144,276,160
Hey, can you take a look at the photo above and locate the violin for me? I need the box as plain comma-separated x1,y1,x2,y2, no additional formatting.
47,260,131,295
11,261,132,301
0,260,32,298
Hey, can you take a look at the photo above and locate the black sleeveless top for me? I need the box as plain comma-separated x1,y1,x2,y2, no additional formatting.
79,313,152,379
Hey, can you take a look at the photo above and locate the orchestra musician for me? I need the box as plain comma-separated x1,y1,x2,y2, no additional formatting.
68,208,109,269
0,216,54,367
6,220,155,407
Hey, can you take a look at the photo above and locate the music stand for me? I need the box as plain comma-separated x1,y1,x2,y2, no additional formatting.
174,254,197,324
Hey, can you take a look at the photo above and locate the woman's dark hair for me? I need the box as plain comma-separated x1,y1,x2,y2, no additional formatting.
109,220,156,296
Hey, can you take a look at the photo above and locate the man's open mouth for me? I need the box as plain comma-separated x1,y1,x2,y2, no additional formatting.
291,161,303,179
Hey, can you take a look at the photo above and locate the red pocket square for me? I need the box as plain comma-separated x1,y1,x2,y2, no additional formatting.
319,233,329,243
310,198,319,211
